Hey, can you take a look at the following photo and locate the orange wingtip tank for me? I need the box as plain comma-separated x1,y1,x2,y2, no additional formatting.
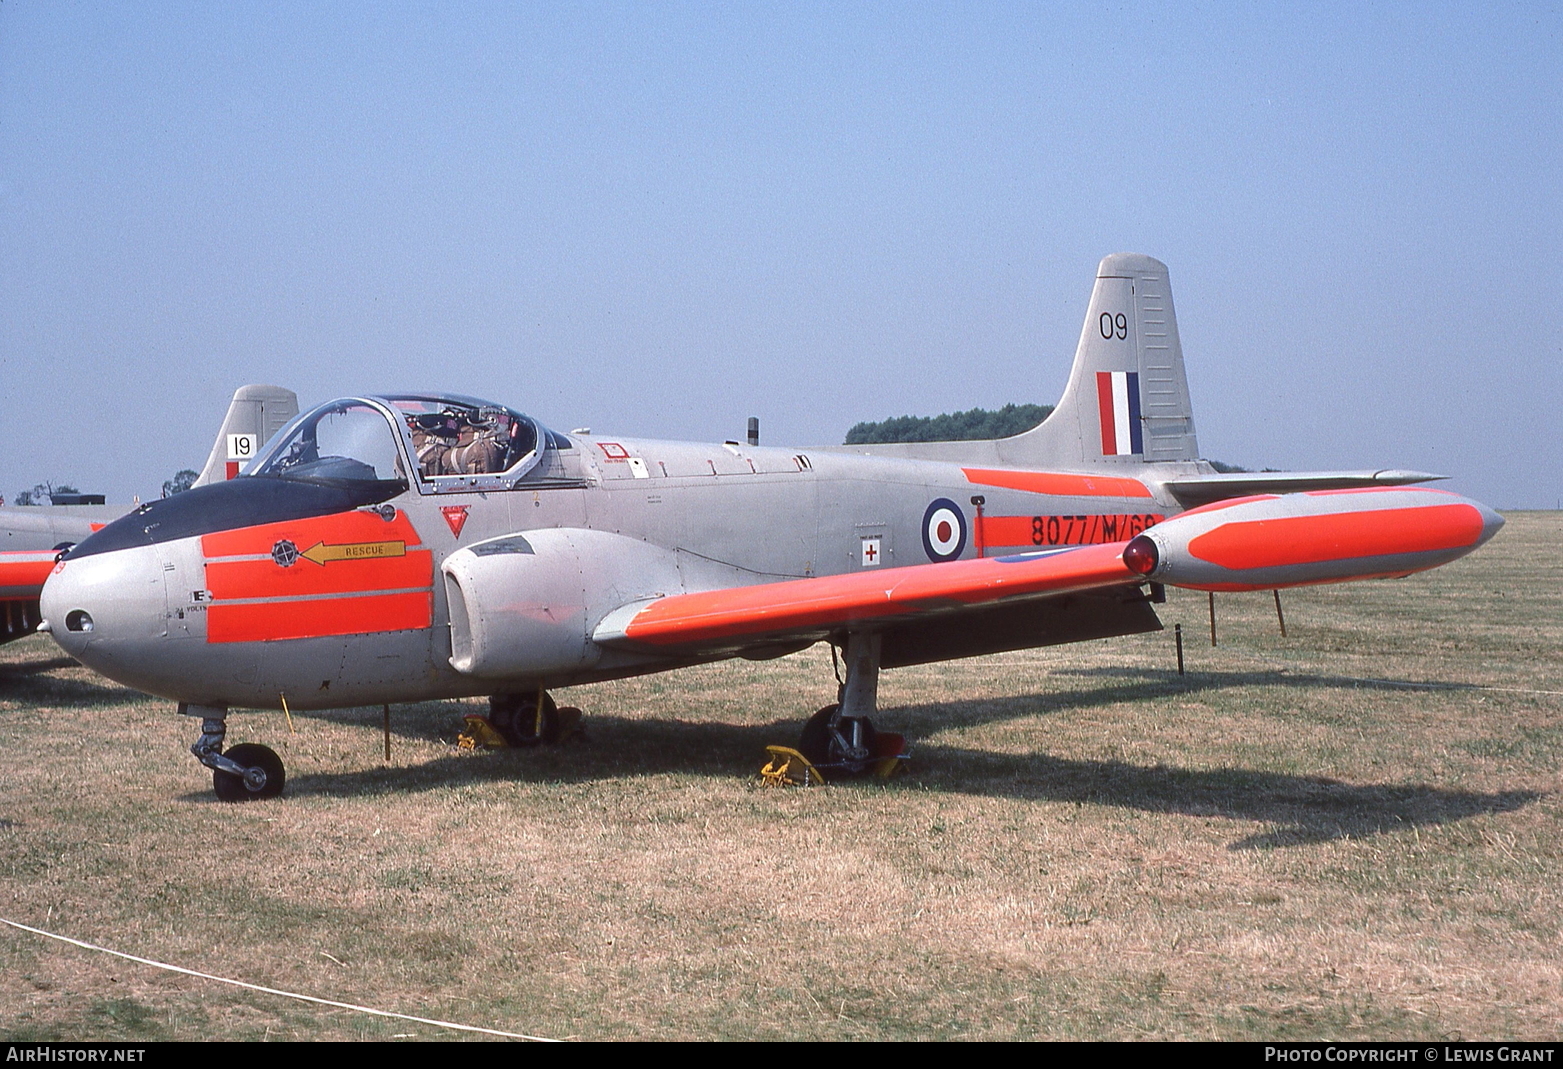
1122,488,1503,592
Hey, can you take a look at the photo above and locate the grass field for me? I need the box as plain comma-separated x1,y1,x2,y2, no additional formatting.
2,513,1560,1041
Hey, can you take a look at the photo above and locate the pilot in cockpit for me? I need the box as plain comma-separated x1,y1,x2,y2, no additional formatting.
407,408,511,477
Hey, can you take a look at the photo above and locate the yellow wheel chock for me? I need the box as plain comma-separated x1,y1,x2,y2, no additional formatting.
760,745,826,787
458,714,510,749
760,735,909,786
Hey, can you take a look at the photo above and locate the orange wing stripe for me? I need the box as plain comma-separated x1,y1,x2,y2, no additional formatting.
207,550,433,599
963,468,1153,499
1187,504,1486,570
202,510,421,558
622,542,1136,647
208,591,433,644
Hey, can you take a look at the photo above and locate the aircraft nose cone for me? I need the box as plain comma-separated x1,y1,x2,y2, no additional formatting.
40,545,167,665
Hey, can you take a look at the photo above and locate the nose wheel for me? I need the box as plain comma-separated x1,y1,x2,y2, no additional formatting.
185,705,286,802
211,743,286,802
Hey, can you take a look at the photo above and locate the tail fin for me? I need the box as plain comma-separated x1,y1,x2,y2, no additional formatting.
193,385,300,487
997,253,1198,468
828,253,1200,470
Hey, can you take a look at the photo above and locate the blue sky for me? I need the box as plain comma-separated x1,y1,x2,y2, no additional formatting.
2,2,1558,506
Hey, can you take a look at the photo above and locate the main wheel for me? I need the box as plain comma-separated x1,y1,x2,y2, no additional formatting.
489,692,559,747
797,704,877,776
212,743,285,802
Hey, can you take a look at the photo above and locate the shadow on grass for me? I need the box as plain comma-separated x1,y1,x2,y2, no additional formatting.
272,700,1539,850
908,744,1538,850
275,664,1447,745
1054,664,1483,694
0,653,143,707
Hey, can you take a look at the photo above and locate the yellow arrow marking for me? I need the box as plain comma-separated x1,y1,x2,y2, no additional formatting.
298,540,407,566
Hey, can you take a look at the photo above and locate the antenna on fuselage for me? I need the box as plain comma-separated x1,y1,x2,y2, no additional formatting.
747,417,759,447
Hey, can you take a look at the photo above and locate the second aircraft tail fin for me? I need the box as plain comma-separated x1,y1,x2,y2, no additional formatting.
193,385,300,487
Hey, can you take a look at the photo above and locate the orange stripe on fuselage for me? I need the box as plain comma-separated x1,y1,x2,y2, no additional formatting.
201,509,422,558
1187,504,1486,571
202,509,433,643
979,513,1164,549
206,551,433,599
208,590,433,643
963,468,1153,499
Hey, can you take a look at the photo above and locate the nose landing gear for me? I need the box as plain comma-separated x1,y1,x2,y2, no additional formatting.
185,704,285,802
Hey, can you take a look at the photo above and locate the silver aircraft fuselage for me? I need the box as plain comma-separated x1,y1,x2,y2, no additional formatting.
40,402,1176,710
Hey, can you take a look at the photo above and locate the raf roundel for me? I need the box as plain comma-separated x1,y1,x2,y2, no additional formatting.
921,498,967,563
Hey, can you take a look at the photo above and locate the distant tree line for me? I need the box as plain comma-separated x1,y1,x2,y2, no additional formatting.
845,403,1054,444
6,468,199,507
163,469,198,497
843,405,1255,471
13,482,79,506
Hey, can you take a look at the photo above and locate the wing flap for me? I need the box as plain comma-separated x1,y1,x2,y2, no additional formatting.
595,542,1140,651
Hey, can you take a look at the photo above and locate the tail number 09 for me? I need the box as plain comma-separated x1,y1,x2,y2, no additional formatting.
1099,312,1128,340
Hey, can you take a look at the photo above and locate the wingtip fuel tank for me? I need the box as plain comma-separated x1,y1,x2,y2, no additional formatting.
1123,488,1503,591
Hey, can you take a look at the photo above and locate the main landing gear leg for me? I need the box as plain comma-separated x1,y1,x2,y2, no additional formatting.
183,702,285,802
794,632,908,779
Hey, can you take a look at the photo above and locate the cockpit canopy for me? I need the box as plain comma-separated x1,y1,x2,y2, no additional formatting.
249,394,549,495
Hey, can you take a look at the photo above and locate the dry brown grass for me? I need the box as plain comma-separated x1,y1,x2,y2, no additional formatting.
2,513,1560,1040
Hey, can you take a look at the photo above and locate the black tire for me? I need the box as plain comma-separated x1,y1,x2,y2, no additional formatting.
212,743,285,802
798,704,876,775
489,692,559,747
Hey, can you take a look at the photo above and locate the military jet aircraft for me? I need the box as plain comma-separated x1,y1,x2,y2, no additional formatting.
0,386,298,643
38,254,1502,801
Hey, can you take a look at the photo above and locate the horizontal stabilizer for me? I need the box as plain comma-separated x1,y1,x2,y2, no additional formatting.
1161,469,1445,507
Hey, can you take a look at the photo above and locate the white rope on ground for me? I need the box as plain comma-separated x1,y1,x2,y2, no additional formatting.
1,916,557,1042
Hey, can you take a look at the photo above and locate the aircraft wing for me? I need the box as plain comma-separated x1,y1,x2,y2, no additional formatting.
594,542,1143,654
1160,469,1444,507
593,485,1501,661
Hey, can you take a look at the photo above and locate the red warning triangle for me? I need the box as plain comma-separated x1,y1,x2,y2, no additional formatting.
441,505,470,538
